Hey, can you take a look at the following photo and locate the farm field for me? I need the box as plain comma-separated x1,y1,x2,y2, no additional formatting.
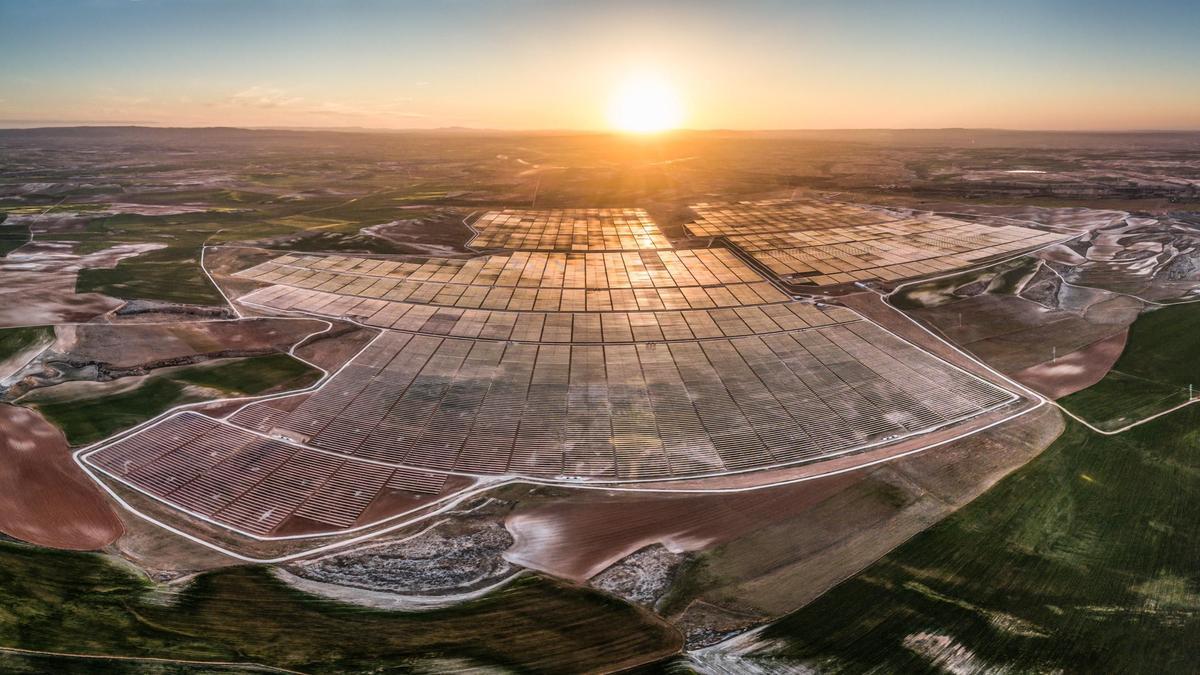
0,326,54,380
0,541,679,673
0,222,31,256
0,405,122,550
719,406,1200,673
0,327,53,360
1059,302,1200,429
21,354,319,444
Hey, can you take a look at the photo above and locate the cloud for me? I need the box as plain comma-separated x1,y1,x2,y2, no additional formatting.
229,85,304,108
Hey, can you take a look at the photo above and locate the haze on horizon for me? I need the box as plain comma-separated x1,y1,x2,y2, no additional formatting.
2,0,1198,132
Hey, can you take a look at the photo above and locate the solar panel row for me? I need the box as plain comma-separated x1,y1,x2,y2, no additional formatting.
89,413,447,534
225,321,1011,481
239,248,758,289
469,208,671,251
240,284,852,342
685,199,1068,286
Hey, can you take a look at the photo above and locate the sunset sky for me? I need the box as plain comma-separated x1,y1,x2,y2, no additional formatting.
2,0,1198,131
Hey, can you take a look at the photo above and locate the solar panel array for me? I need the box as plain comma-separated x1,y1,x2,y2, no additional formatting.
239,285,843,342
469,208,671,251
235,249,785,311
686,199,1067,285
688,199,903,237
227,323,1009,481
87,412,447,535
84,204,1019,538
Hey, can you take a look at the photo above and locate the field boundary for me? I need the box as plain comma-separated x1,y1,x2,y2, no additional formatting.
66,249,1044,561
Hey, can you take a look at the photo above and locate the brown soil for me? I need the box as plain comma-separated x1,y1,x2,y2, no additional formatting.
111,501,240,577
292,323,378,371
60,318,327,369
903,291,1140,374
1034,244,1087,266
1012,329,1129,399
506,405,1064,634
505,474,862,582
272,476,477,538
0,241,169,328
836,292,1007,383
0,404,122,550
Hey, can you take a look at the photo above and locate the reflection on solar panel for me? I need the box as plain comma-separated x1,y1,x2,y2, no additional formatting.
220,322,1011,483
688,199,904,237
238,285,837,341
469,208,671,251
85,201,1021,539
235,249,787,311
686,199,1068,285
88,412,448,535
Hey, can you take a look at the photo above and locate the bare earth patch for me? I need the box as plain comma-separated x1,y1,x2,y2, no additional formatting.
592,544,685,609
1012,329,1129,399
0,241,164,327
0,404,122,549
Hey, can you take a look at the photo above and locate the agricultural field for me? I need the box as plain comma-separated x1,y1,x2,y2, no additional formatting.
710,408,1200,673
19,354,319,444
0,326,54,380
1059,301,1200,429
0,220,30,256
0,541,679,673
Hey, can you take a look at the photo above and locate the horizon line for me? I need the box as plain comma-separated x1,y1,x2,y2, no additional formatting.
2,123,1200,135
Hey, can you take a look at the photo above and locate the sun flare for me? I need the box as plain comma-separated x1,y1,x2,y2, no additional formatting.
608,73,684,134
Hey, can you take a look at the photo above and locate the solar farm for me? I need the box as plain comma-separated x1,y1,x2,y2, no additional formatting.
80,205,1023,540
467,208,671,250
688,198,1068,286
234,248,787,312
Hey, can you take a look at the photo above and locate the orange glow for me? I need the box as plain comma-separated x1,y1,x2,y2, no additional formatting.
607,72,684,133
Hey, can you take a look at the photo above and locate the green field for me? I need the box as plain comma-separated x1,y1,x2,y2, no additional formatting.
0,222,31,256
76,244,224,306
65,188,454,302
65,212,235,305
724,407,1200,673
1060,302,1200,429
0,326,55,363
26,354,319,445
0,542,678,673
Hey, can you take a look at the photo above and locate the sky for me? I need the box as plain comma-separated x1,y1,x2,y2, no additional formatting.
2,0,1198,131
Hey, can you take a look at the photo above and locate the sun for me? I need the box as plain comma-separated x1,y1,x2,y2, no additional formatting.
608,72,684,134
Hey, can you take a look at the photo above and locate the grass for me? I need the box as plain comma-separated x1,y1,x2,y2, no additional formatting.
1059,302,1200,430
0,221,31,256
0,543,678,673
731,406,1200,674
172,353,318,393
64,190,450,301
76,245,224,306
27,354,319,445
6,176,462,305
0,326,54,364
65,212,235,305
